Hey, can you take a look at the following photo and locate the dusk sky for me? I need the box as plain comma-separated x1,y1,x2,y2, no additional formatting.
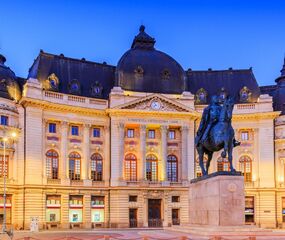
1,0,285,86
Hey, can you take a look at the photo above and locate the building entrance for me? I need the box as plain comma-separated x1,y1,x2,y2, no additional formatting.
148,199,162,227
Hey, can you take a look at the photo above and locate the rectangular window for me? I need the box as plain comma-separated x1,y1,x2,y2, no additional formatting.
0,195,12,224
148,130,155,139
172,209,180,225
241,131,249,141
172,196,180,202
69,195,83,223
127,129,134,138
245,196,254,224
49,123,56,133
282,197,285,223
129,195,137,202
46,195,61,223
71,126,79,136
0,116,8,126
93,128,100,138
168,130,175,139
0,155,8,178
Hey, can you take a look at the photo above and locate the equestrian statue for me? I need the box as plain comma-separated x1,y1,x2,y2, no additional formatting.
195,95,240,176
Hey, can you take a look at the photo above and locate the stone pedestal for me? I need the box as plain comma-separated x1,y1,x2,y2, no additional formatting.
189,172,245,226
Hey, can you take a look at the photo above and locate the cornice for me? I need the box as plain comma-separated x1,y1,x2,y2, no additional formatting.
20,97,108,117
106,108,200,120
232,111,281,121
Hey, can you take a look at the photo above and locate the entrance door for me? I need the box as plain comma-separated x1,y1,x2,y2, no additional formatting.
172,209,180,225
129,208,137,228
148,199,162,227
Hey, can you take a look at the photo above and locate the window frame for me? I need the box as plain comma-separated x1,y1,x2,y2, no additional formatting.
69,152,81,180
48,123,57,134
90,153,103,181
146,154,158,181
0,115,8,126
148,129,155,139
93,128,101,138
0,155,9,178
71,125,79,136
239,156,252,182
168,130,176,140
124,153,137,181
167,155,178,182
127,129,135,138
46,150,59,179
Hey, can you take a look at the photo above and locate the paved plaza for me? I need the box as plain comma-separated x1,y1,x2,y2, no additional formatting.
5,229,285,240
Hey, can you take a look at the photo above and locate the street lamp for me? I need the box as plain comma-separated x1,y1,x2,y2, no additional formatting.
1,130,17,233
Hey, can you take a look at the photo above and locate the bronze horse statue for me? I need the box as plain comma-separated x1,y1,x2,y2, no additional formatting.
196,97,238,176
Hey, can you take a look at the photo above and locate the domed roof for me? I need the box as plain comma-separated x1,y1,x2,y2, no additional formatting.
116,26,186,94
0,54,21,101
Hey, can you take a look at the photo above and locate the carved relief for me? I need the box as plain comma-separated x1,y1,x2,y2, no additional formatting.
239,86,252,103
44,73,59,91
91,81,103,97
161,68,171,80
195,88,207,104
69,79,81,94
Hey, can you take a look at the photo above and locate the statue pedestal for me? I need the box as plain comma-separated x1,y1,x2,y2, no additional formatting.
189,172,245,226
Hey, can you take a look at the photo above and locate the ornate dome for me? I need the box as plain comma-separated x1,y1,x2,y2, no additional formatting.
0,54,21,101
116,26,186,94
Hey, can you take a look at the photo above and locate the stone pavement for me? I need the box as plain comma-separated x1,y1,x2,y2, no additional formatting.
6,229,285,240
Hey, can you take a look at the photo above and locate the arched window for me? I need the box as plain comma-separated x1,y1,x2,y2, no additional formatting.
146,154,158,181
69,152,81,180
217,158,230,172
124,153,137,181
91,153,103,181
46,150,59,179
239,156,252,182
167,155,178,182
196,158,207,177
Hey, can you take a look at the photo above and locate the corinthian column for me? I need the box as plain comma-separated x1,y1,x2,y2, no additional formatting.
104,125,110,186
140,125,146,180
82,124,90,180
118,122,125,181
160,125,168,181
181,126,189,181
60,121,68,179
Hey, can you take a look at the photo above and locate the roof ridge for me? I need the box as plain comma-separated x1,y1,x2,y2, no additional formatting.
186,68,253,73
39,50,116,68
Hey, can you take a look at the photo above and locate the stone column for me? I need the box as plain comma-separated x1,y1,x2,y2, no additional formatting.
140,125,146,180
160,125,168,182
118,122,125,182
60,121,69,179
104,125,111,186
82,124,90,180
181,126,189,181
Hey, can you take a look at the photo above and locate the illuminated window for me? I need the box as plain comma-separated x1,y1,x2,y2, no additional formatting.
239,156,252,182
0,155,8,178
93,128,100,138
71,126,79,136
124,153,137,181
0,195,12,224
196,158,207,177
245,196,255,223
217,158,230,172
46,195,61,222
69,152,81,180
168,130,175,140
46,150,58,179
241,131,249,141
49,123,56,133
127,129,134,138
146,154,158,181
91,153,103,181
148,129,155,139
0,116,8,126
167,155,178,182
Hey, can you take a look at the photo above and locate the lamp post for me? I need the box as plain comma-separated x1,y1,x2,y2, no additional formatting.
1,131,17,233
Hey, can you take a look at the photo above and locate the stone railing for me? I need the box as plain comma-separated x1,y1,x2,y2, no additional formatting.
43,90,108,109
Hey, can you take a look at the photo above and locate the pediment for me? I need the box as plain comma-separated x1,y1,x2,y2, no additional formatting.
115,94,192,112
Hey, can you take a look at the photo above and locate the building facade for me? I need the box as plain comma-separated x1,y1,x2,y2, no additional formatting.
0,26,285,229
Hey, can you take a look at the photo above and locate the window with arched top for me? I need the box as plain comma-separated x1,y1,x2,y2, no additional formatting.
167,155,178,182
91,153,103,181
217,158,230,172
46,150,59,179
69,152,81,180
124,153,137,181
146,154,158,181
239,156,252,182
196,158,207,177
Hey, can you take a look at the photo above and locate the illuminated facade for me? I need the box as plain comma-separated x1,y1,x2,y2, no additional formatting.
0,26,285,229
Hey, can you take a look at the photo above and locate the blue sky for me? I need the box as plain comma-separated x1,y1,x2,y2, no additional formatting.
1,0,285,86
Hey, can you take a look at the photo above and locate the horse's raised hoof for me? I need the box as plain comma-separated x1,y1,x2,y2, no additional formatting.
221,151,226,158
231,169,236,173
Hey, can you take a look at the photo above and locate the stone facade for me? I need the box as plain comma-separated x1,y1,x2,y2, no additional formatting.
0,77,283,229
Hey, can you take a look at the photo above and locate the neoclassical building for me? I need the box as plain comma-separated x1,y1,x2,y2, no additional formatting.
0,26,285,229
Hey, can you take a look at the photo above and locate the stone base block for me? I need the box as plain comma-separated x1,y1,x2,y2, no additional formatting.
189,172,245,226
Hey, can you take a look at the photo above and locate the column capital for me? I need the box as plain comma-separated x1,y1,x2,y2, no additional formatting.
182,125,189,132
160,125,168,132
140,124,147,132
83,123,91,129
117,122,125,129
61,121,68,127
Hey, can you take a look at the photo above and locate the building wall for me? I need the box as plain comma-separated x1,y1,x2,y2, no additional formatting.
0,78,283,229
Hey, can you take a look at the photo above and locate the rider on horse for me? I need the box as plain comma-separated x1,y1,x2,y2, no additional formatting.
195,95,240,147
